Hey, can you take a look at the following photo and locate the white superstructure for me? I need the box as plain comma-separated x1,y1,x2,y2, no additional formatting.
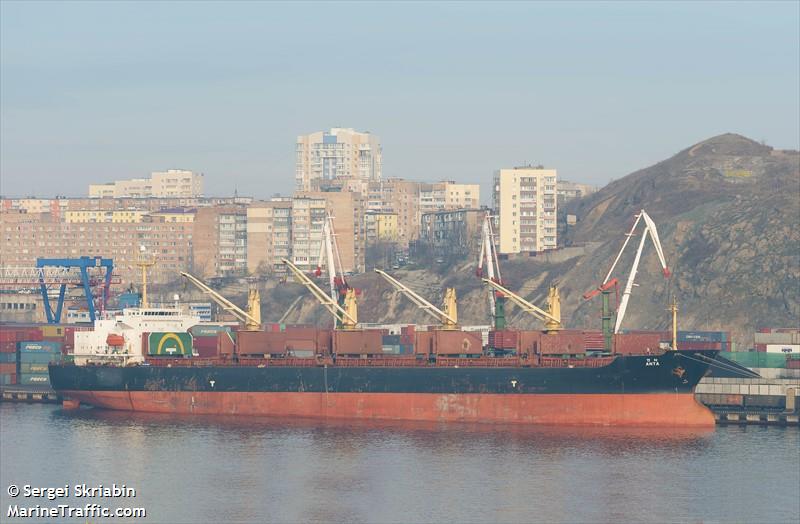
73,307,201,365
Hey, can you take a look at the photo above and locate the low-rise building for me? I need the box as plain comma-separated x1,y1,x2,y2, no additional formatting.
556,180,597,203
365,211,399,242
420,208,484,258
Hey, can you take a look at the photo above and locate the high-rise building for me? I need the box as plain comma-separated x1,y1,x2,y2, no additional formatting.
295,128,382,191
493,167,558,254
193,206,247,277
296,190,366,273
246,199,293,275
88,170,204,198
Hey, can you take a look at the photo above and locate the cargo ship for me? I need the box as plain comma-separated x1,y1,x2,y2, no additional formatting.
48,324,719,426
47,209,721,426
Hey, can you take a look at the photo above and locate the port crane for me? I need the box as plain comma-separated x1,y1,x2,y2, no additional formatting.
475,211,507,329
282,259,358,329
481,279,562,332
312,214,358,328
374,269,458,329
583,209,670,340
0,257,117,323
179,271,262,331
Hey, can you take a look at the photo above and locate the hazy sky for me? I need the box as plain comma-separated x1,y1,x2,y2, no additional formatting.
1,1,798,200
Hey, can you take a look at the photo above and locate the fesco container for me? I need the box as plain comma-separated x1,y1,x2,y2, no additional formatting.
18,341,62,353
18,373,50,386
189,324,232,337
18,362,49,374
17,351,61,364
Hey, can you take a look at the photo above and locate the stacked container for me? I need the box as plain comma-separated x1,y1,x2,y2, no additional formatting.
17,340,62,386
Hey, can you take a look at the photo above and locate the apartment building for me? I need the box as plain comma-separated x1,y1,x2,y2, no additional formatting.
0,209,192,286
289,197,328,271
493,167,558,254
296,190,366,273
295,128,381,191
88,170,204,198
246,199,292,274
420,208,484,258
192,206,247,278
419,181,480,216
365,211,399,243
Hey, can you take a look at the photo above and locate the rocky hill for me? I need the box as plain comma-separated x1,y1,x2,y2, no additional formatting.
201,134,799,350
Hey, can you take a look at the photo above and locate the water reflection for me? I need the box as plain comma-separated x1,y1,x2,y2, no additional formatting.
2,403,796,524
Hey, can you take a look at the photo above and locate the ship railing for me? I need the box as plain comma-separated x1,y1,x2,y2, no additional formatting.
539,356,615,368
435,357,523,368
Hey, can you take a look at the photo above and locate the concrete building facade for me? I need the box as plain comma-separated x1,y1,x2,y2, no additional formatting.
246,199,293,275
493,167,558,254
88,170,204,198
556,180,597,203
419,181,481,216
295,128,382,191
420,208,484,259
0,209,192,286
192,206,247,278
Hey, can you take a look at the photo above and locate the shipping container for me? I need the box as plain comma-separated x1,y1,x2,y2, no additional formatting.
676,341,723,350
765,344,800,354
0,362,16,374
147,332,193,356
17,352,61,364
677,330,729,343
18,362,49,374
614,332,663,355
17,340,62,353
0,352,16,363
0,373,17,385
382,334,401,345
41,325,65,338
754,332,800,345
721,351,787,369
18,373,50,386
218,331,235,357
414,331,434,356
189,324,233,337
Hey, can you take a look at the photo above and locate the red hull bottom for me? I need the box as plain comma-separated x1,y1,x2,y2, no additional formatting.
61,391,716,427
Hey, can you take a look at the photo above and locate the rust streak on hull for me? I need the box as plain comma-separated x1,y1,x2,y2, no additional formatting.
61,391,716,427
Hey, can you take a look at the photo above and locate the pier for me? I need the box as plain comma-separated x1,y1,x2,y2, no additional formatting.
696,377,799,426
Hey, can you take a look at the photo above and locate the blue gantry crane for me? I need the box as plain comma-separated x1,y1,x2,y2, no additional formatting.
36,257,114,323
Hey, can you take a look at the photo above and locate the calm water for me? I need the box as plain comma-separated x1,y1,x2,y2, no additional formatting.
1,403,798,524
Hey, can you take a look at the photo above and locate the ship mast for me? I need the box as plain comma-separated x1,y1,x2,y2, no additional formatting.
136,246,156,308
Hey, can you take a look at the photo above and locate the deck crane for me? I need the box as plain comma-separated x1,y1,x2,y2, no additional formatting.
282,259,358,329
583,209,670,344
476,211,507,329
313,214,354,328
374,269,458,329
179,272,261,331
481,279,562,332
